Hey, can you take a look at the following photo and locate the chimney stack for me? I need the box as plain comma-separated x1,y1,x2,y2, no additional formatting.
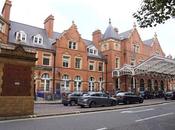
1,0,12,21
44,15,54,38
92,29,101,49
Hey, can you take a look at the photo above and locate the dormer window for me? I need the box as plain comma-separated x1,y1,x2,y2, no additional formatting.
33,34,43,44
16,31,27,42
69,41,77,50
132,44,139,53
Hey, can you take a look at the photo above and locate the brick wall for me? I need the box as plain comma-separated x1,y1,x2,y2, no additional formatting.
0,96,34,117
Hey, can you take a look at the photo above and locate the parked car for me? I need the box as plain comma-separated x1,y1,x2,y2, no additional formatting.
78,92,117,108
154,90,165,98
164,91,175,100
62,92,85,106
139,91,154,99
116,92,144,104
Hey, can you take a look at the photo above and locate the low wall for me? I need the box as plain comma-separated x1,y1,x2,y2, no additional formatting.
0,96,34,117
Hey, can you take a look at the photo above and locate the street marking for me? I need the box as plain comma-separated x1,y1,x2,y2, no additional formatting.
96,127,108,130
121,108,154,113
135,112,174,122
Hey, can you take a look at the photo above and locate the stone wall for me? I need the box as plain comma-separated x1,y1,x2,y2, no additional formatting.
0,96,33,117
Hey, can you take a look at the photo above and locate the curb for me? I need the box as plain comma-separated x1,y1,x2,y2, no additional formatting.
0,101,172,121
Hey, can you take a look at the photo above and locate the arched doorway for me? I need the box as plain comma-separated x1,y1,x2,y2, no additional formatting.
140,79,144,91
160,80,164,91
147,79,152,92
154,80,158,91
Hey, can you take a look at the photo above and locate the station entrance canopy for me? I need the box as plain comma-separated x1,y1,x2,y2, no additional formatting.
112,55,175,80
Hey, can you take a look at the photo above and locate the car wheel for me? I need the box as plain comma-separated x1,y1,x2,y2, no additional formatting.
125,100,130,104
139,99,143,103
89,101,96,108
165,98,167,100
111,101,116,106
80,105,84,108
63,104,68,106
70,100,76,106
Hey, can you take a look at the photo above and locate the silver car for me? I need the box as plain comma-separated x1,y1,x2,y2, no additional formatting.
78,92,117,108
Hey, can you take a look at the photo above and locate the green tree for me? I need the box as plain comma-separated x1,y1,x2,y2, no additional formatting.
133,0,175,28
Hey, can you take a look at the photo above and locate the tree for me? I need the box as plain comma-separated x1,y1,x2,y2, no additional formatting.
133,0,175,28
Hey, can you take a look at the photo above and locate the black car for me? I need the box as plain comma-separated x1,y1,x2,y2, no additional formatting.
78,92,117,108
154,90,165,98
164,91,175,100
116,92,144,104
62,92,85,106
139,91,154,99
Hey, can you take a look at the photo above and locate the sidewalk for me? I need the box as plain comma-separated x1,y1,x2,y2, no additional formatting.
35,99,172,117
0,99,173,121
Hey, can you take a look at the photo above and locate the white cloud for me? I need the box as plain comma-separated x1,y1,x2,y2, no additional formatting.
0,0,175,57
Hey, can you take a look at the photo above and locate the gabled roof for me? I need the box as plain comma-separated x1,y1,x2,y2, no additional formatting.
9,21,60,50
143,38,154,46
119,29,132,40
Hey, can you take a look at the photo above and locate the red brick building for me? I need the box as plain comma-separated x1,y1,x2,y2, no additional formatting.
1,0,174,97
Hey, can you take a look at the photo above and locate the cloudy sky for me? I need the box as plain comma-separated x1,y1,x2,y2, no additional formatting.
0,0,175,57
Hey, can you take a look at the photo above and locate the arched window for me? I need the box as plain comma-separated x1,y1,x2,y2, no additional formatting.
74,76,82,91
33,34,43,44
89,77,95,91
41,73,50,91
62,74,70,91
140,79,144,91
16,31,27,42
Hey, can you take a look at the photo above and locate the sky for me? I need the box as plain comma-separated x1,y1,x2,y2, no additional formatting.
0,0,175,57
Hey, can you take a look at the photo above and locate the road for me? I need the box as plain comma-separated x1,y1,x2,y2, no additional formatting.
1,102,175,130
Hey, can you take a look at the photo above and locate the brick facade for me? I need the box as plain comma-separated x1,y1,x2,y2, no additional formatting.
1,0,174,98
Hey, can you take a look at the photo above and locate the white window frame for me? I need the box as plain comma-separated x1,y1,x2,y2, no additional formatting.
68,41,77,50
75,57,82,69
115,43,120,50
16,31,27,42
62,55,70,68
89,77,95,91
115,57,120,69
41,73,51,92
62,74,70,91
33,34,43,44
74,76,82,91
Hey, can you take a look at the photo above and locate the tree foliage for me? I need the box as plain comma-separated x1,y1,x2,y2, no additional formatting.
133,0,175,28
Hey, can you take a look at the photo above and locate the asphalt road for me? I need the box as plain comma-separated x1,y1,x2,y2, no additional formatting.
1,102,175,130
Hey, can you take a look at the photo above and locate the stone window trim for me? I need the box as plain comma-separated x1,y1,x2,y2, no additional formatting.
114,43,121,51
98,62,104,72
68,40,77,50
74,57,82,69
15,31,27,42
130,58,136,66
62,55,71,68
42,53,52,66
89,60,95,71
33,34,43,44
132,44,140,53
115,57,120,69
